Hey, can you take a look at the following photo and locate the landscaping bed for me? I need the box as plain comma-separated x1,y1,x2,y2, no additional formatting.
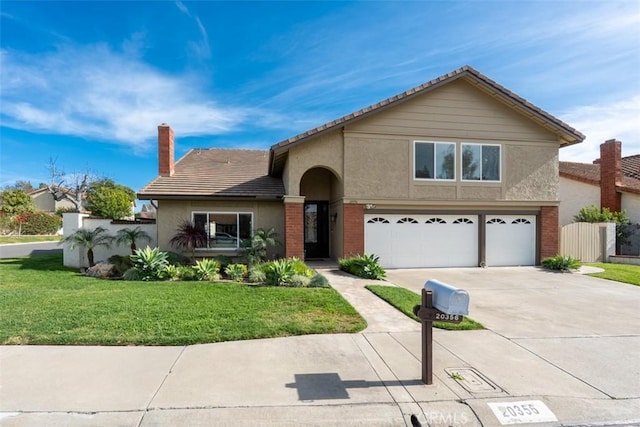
0,253,366,346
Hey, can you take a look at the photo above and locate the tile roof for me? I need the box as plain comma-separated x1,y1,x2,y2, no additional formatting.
138,148,284,199
621,154,640,180
560,156,640,194
269,65,585,174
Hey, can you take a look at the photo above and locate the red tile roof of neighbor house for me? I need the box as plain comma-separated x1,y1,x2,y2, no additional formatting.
560,156,640,194
138,148,285,199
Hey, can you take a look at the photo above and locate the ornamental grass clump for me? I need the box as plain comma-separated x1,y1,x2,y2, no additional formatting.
541,255,581,272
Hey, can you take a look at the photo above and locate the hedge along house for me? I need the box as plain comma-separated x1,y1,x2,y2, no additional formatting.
138,66,584,268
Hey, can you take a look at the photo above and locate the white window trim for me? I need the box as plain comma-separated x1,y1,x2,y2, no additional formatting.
413,141,457,182
191,211,253,251
460,142,502,183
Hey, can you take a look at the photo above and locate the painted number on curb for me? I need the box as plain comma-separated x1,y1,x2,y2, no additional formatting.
488,400,557,425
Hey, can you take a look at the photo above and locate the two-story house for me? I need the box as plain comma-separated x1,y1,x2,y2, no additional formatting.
138,66,584,268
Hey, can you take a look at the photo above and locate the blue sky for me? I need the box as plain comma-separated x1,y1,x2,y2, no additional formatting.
1,1,639,194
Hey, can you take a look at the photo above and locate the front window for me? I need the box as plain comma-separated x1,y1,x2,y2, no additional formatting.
192,212,252,250
462,143,501,182
414,141,455,180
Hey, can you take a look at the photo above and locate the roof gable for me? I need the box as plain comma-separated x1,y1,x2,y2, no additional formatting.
269,65,585,175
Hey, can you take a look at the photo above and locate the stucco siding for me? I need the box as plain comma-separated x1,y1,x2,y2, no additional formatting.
32,192,56,211
504,144,559,201
157,200,284,257
411,184,457,200
343,137,410,199
348,79,559,143
285,130,343,196
459,186,502,200
622,192,640,224
558,177,600,226
31,192,76,212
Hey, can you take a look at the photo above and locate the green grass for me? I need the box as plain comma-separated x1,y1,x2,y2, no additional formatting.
365,285,484,331
0,235,61,244
586,263,640,286
0,253,366,346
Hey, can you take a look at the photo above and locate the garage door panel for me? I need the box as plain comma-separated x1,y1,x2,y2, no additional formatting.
364,217,393,268
486,215,536,266
365,214,478,268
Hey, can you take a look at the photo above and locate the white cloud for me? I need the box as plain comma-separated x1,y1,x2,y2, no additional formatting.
0,44,247,152
560,95,640,162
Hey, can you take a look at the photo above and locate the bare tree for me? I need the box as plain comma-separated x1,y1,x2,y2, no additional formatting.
46,158,93,211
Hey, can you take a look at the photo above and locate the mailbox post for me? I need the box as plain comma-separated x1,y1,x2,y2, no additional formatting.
413,280,469,385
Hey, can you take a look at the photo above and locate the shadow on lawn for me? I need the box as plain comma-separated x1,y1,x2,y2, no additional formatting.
1,252,77,273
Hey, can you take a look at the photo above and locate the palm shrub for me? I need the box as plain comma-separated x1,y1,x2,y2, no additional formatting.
169,220,207,260
61,226,115,267
542,255,581,272
128,246,169,281
225,263,248,282
339,253,386,280
193,258,221,281
241,227,279,264
116,226,152,255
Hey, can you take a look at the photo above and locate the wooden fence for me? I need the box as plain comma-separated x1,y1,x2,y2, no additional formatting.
560,222,615,263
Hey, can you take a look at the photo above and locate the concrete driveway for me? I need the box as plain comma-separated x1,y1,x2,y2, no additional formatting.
386,267,640,400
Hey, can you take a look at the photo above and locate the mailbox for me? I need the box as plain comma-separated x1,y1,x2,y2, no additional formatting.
424,279,469,315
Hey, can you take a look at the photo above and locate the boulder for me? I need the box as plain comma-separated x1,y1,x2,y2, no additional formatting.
85,262,114,278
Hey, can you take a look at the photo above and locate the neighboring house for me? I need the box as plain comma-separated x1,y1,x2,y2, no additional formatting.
138,65,585,268
559,140,640,255
28,186,80,213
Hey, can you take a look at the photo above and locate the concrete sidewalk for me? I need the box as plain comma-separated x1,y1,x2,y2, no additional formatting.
1,267,639,426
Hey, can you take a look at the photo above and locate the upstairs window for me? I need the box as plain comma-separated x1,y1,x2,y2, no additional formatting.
414,141,455,181
462,143,501,182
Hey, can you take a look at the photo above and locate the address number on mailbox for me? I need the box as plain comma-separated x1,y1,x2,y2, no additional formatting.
415,306,464,324
435,312,462,322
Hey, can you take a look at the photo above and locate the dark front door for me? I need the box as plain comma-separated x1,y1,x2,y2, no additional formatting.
304,201,329,259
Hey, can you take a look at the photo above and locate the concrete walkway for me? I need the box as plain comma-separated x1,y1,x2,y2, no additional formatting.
1,266,639,426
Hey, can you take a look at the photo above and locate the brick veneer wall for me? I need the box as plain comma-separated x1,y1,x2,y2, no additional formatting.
540,206,559,260
158,124,175,177
600,139,622,212
343,203,364,257
284,203,304,259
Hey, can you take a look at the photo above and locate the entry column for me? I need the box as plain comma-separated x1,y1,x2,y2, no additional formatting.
343,203,364,257
283,195,305,259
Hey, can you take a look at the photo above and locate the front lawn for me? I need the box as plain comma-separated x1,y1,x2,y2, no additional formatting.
0,253,366,345
365,285,484,331
0,235,61,244
586,262,640,286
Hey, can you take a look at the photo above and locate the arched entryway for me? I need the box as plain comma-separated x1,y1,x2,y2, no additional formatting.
299,167,341,259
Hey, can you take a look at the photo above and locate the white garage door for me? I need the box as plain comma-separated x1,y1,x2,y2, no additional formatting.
485,215,536,266
365,214,478,268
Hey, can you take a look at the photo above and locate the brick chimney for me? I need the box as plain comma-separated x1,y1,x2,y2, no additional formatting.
599,139,622,212
158,124,175,177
